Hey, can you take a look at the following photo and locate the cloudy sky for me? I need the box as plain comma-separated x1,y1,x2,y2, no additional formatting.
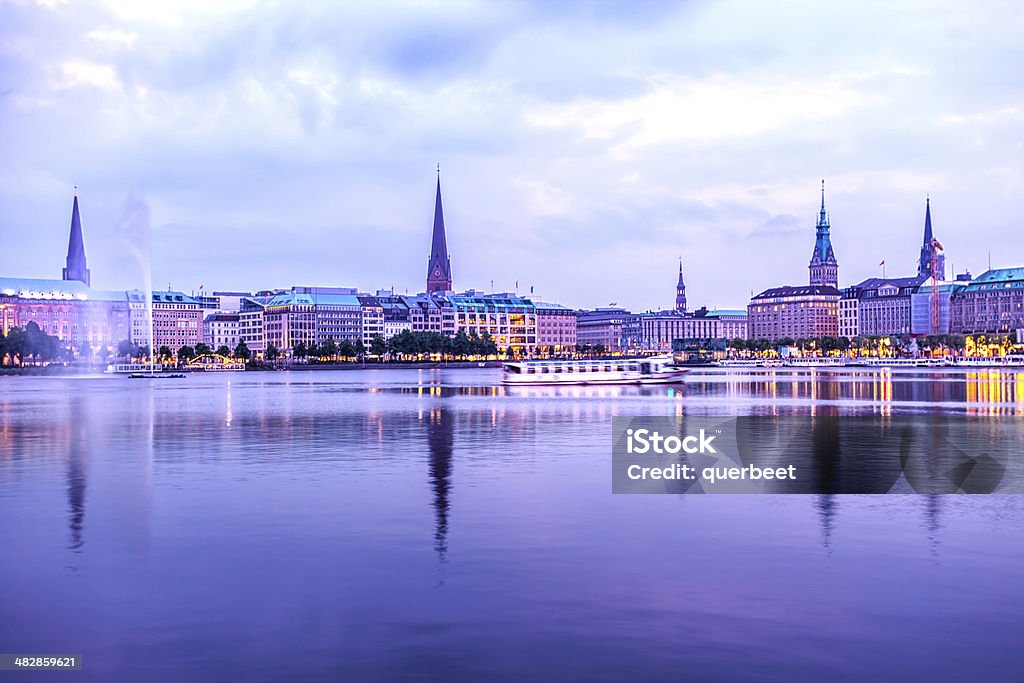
1,0,1022,311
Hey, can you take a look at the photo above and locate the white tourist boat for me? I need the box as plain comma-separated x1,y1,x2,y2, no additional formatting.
106,362,165,374
785,357,848,367
502,356,688,385
716,359,765,367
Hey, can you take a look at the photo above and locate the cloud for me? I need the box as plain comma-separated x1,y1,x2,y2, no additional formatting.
0,1,1022,311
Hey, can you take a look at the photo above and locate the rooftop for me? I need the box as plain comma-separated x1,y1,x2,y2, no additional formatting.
751,284,841,300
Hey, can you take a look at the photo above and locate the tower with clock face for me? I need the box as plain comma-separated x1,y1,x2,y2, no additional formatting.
808,180,839,288
426,173,453,293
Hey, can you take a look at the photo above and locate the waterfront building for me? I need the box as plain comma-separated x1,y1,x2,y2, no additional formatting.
638,307,748,352
839,277,925,337
449,292,537,351
950,268,1024,334
808,181,839,288
239,297,268,355
62,190,90,287
911,283,960,335
357,295,384,347
747,285,841,340
533,301,577,355
264,287,364,352
0,277,130,349
577,308,632,351
203,312,240,351
383,310,413,339
426,174,453,293
150,290,203,351
917,198,946,281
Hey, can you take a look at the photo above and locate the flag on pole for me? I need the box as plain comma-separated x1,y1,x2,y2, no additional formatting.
878,260,885,267
932,238,944,250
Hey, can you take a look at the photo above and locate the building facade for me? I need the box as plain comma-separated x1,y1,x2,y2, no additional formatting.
150,291,203,351
239,297,268,355
840,277,925,337
204,312,241,350
449,293,537,351
747,285,841,340
533,301,577,354
951,268,1024,334
577,308,631,351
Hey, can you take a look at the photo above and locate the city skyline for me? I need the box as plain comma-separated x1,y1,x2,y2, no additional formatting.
2,1,1022,311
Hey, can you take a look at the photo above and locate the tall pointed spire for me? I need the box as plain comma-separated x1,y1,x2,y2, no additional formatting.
62,188,91,286
426,168,452,293
917,196,944,280
808,179,838,287
674,257,687,313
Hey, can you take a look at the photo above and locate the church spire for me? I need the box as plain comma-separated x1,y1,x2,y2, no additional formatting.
674,257,687,313
426,169,452,293
62,188,91,286
917,196,944,280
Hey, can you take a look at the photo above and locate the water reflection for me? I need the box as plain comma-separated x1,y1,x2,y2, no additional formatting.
67,397,87,554
426,406,453,565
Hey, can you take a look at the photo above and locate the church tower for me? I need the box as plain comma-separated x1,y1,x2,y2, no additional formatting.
426,170,453,293
808,180,838,287
62,188,91,287
917,197,945,281
674,258,687,313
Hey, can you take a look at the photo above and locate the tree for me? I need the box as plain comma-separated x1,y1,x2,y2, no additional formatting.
177,345,195,362
338,339,356,358
216,345,232,357
730,338,747,353
117,339,135,360
320,337,338,360
370,334,387,357
195,342,212,357
234,340,251,360
595,343,606,355
293,342,308,359
354,340,367,357
158,346,173,361
77,340,92,362
265,344,280,362
97,346,111,364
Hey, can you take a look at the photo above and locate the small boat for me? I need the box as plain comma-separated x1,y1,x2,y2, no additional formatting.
502,355,687,385
107,363,165,374
128,373,185,379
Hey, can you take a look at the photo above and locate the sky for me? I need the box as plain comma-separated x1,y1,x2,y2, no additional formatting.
1,0,1022,312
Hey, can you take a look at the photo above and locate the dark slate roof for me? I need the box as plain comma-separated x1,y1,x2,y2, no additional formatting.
751,284,841,300
851,276,927,290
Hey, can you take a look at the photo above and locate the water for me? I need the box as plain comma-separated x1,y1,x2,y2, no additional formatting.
1,368,1023,682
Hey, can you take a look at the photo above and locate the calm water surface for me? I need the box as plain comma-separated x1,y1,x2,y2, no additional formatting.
1,367,1023,682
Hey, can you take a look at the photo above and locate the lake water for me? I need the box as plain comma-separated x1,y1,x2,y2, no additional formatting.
1,367,1023,682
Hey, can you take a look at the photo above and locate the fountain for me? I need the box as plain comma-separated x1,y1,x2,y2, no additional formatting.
117,190,155,374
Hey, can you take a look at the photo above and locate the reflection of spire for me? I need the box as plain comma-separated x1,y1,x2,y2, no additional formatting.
922,494,943,560
814,494,837,553
67,398,87,553
427,407,454,564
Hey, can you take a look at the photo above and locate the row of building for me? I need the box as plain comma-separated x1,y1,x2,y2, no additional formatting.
3,179,1023,360
747,184,1024,341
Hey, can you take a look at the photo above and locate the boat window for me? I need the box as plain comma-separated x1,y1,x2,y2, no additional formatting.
507,365,521,374
604,365,611,372
554,367,561,373
541,366,549,374
566,366,574,372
